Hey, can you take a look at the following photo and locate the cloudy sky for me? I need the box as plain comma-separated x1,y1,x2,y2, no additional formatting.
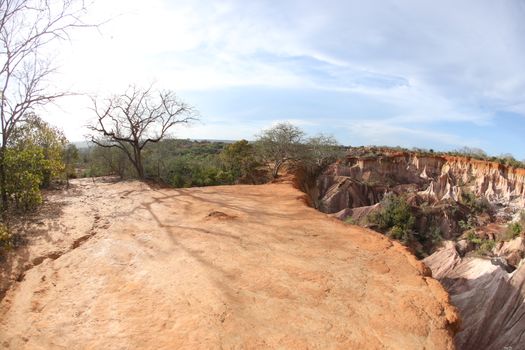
45,0,525,158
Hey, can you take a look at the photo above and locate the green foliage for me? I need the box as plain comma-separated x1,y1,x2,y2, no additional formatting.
344,216,355,224
9,113,67,187
460,191,490,214
167,156,233,188
219,140,260,183
465,231,495,256
0,223,11,250
476,239,496,256
0,115,67,213
3,146,46,211
80,139,234,187
459,215,477,232
367,194,415,243
81,138,269,187
425,225,443,246
81,125,341,187
144,140,232,187
388,225,412,242
466,231,483,244
505,222,523,240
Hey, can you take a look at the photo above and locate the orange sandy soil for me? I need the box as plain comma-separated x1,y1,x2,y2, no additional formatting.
0,178,458,349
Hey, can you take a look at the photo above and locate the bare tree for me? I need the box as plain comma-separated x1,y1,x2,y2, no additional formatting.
0,0,88,210
88,85,198,179
305,134,343,168
255,122,305,178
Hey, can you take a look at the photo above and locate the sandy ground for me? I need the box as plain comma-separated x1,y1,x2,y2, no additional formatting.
0,178,458,349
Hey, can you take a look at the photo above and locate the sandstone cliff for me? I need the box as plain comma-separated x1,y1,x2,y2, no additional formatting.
0,178,458,349
313,152,525,349
318,153,525,214
425,242,525,350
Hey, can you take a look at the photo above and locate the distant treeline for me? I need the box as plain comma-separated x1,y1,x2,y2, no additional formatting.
77,122,343,188
78,139,266,187
348,145,525,170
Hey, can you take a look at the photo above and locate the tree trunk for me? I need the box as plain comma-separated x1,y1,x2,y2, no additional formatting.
272,160,282,178
135,147,144,179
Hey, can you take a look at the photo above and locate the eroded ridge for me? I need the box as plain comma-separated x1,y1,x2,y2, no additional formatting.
1,178,458,349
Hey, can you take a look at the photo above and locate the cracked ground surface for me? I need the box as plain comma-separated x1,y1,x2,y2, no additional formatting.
0,178,458,349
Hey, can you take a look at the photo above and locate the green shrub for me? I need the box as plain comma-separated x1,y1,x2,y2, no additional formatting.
505,222,522,240
219,140,260,183
345,216,355,225
388,225,412,242
425,225,443,245
461,191,490,214
368,194,415,243
3,146,46,211
459,215,476,232
476,239,496,256
0,223,11,250
9,113,67,187
466,231,483,244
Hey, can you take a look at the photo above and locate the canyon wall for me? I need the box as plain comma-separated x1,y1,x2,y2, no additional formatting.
424,242,525,350
314,152,525,349
318,153,525,214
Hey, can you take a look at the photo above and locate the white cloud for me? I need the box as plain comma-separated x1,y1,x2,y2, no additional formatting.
35,0,525,156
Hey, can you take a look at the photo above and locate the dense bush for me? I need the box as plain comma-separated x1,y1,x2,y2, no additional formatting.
220,140,260,183
9,113,67,187
460,191,490,214
367,194,415,243
0,116,69,256
1,115,69,212
424,225,443,246
3,147,47,211
79,139,241,187
476,239,496,256
165,156,234,188
80,139,271,187
81,124,342,187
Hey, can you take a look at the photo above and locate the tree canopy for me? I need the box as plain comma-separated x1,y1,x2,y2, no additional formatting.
88,85,198,179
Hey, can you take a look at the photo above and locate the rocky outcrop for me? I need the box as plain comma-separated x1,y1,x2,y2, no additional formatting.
495,237,525,269
317,153,525,214
425,243,525,350
0,178,459,349
315,153,525,349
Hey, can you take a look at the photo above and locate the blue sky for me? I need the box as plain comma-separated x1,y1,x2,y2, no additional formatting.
48,0,525,159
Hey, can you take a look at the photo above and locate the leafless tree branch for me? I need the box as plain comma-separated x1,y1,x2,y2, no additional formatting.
88,85,198,179
0,0,93,210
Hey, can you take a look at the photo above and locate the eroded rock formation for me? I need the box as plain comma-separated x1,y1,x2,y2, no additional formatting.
425,242,525,350
313,152,525,349
318,153,525,214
